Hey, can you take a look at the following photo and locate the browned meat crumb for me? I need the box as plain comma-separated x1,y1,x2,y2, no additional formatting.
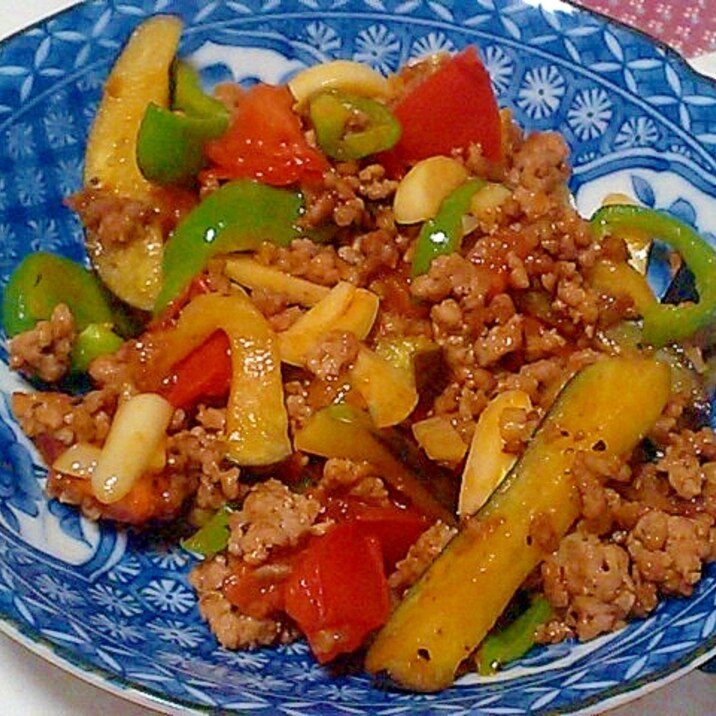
389,521,456,597
9,304,76,382
227,479,325,565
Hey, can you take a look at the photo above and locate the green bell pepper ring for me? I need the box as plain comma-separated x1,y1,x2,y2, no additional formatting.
309,90,401,161
3,252,122,336
137,103,217,185
181,505,232,556
155,179,304,315
591,204,716,347
172,61,230,133
476,596,552,675
2,252,128,372
137,62,229,186
71,323,125,373
411,178,486,277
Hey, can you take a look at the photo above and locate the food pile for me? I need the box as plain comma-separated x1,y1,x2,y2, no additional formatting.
4,15,716,691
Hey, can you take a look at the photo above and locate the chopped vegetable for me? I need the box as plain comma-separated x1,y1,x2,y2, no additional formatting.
84,15,182,198
136,104,225,186
476,596,553,675
224,256,330,307
589,260,657,316
83,15,182,309
71,323,125,373
351,346,418,427
136,62,229,186
159,330,232,410
591,205,716,347
458,389,533,517
380,46,502,176
294,404,456,524
365,357,671,691
204,84,329,186
392,156,468,225
172,61,230,128
284,502,426,664
92,393,173,504
411,179,486,276
2,252,128,372
288,59,388,109
181,505,232,556
309,90,400,160
285,521,391,664
150,292,291,466
3,252,120,338
411,416,467,463
154,179,304,314
277,282,379,366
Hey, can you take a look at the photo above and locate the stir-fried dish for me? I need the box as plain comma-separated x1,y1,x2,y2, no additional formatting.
4,15,716,691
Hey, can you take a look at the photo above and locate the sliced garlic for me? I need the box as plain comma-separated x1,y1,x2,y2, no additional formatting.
288,60,388,109
393,156,468,225
458,389,533,517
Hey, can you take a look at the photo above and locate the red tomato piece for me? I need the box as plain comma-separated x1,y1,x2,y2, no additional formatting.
224,562,290,620
381,46,502,175
324,497,428,570
284,521,392,664
159,330,232,410
204,84,329,186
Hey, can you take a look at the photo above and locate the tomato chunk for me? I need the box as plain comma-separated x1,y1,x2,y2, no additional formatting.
381,46,502,175
285,521,391,663
204,84,329,186
159,330,232,409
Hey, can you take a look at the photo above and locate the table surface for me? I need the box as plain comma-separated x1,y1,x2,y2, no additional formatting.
0,2,714,715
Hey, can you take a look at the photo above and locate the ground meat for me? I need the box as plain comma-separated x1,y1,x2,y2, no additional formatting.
627,511,715,596
318,458,390,504
12,388,116,448
256,239,357,287
540,532,637,641
304,330,360,380
190,555,294,649
168,416,243,514
8,304,76,382
66,186,192,249
508,131,570,196
300,162,398,231
227,479,325,565
388,521,456,597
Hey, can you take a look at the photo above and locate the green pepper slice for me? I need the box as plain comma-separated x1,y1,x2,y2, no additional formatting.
155,179,304,314
4,252,120,336
71,323,125,373
591,205,716,347
476,596,552,675
2,252,129,372
181,505,232,556
411,178,486,277
136,62,229,186
309,90,401,161
172,60,229,132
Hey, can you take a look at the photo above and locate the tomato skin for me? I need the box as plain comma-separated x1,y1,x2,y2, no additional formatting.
284,521,391,664
381,46,502,175
204,84,329,186
323,497,428,570
283,500,428,663
159,330,232,410
224,562,290,620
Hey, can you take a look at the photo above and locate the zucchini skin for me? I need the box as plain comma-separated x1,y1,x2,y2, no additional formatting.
365,357,671,692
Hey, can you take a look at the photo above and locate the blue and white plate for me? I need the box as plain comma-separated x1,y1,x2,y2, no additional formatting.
0,1,715,713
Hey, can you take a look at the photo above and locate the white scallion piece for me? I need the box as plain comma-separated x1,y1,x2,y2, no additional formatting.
91,393,173,504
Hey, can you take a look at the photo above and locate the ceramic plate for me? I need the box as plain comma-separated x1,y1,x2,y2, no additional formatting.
0,1,715,713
